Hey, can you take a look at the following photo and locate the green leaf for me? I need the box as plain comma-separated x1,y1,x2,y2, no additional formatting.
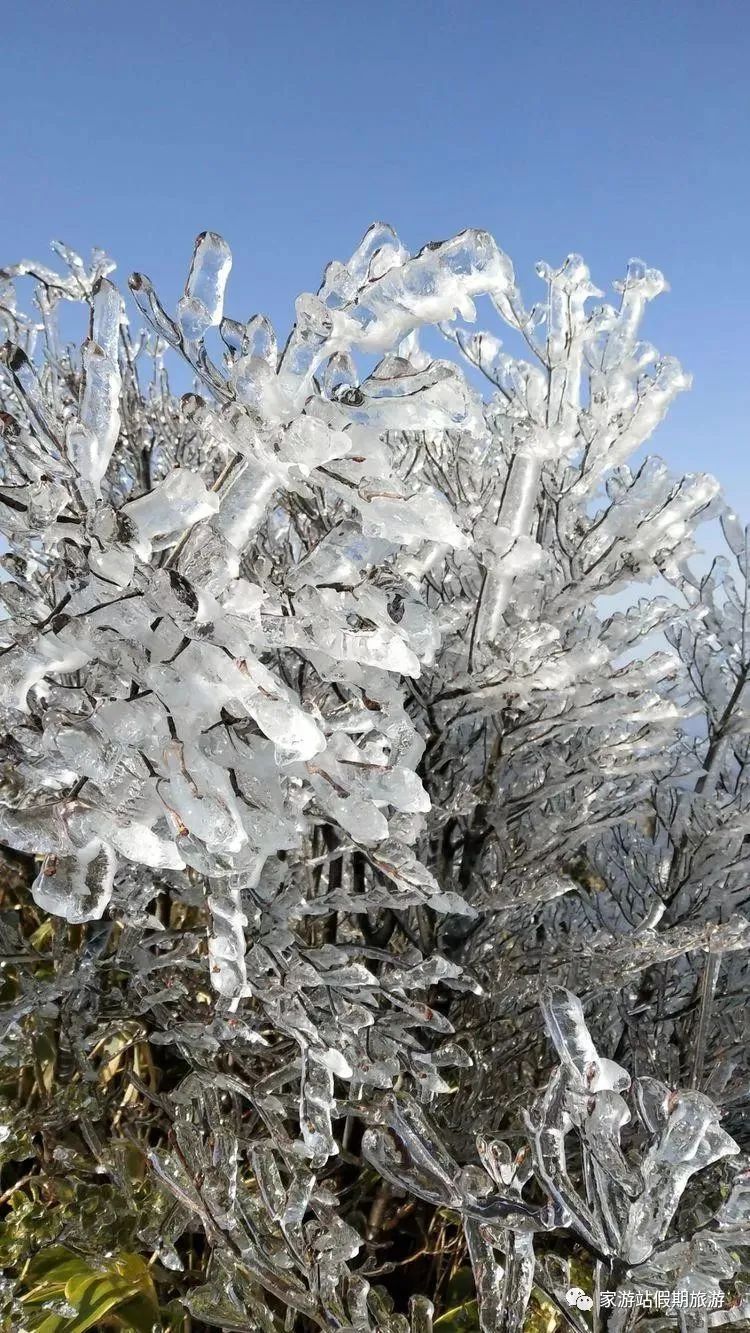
23,1247,93,1298
24,1316,72,1333
49,1276,138,1333
112,1292,163,1332
113,1253,160,1320
21,1244,160,1333
434,1297,480,1331
112,1252,156,1291
64,1273,103,1306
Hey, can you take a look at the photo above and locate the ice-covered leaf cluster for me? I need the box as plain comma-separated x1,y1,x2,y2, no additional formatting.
0,228,748,1330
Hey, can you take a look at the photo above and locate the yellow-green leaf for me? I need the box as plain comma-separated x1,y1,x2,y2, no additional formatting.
64,1273,101,1306
22,1252,93,1304
45,1276,138,1333
434,1298,480,1331
113,1252,155,1290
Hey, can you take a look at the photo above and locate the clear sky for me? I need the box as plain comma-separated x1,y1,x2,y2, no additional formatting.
2,1,749,511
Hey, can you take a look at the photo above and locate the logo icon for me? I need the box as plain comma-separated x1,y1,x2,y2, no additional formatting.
566,1287,594,1311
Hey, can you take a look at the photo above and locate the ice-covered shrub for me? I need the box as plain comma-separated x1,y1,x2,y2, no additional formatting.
0,228,747,1330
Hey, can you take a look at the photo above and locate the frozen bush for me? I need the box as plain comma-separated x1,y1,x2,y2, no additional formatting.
0,228,747,1331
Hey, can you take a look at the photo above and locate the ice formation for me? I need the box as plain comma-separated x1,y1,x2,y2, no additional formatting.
0,228,748,1330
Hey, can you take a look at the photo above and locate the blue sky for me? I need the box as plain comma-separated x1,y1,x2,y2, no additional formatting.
2,1,749,511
